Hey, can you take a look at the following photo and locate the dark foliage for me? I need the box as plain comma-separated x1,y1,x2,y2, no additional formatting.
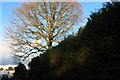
28,54,55,80
62,2,120,79
13,2,120,80
13,62,28,80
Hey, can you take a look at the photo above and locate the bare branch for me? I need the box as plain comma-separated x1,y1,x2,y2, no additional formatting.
6,2,83,60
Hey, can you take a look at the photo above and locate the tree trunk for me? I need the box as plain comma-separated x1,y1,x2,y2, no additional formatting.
48,39,52,49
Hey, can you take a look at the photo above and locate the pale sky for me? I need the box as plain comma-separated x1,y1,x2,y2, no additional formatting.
0,42,14,65
0,1,104,65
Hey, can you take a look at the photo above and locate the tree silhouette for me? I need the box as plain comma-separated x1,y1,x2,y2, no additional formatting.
13,62,28,80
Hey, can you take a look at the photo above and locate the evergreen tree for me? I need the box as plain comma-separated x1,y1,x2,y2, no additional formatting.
13,62,28,80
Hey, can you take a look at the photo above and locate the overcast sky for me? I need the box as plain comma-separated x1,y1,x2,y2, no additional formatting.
0,1,104,65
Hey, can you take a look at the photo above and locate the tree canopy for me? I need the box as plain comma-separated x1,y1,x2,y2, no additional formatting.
6,2,83,60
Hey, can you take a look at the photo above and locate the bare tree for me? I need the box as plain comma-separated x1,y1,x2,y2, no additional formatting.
6,2,83,60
